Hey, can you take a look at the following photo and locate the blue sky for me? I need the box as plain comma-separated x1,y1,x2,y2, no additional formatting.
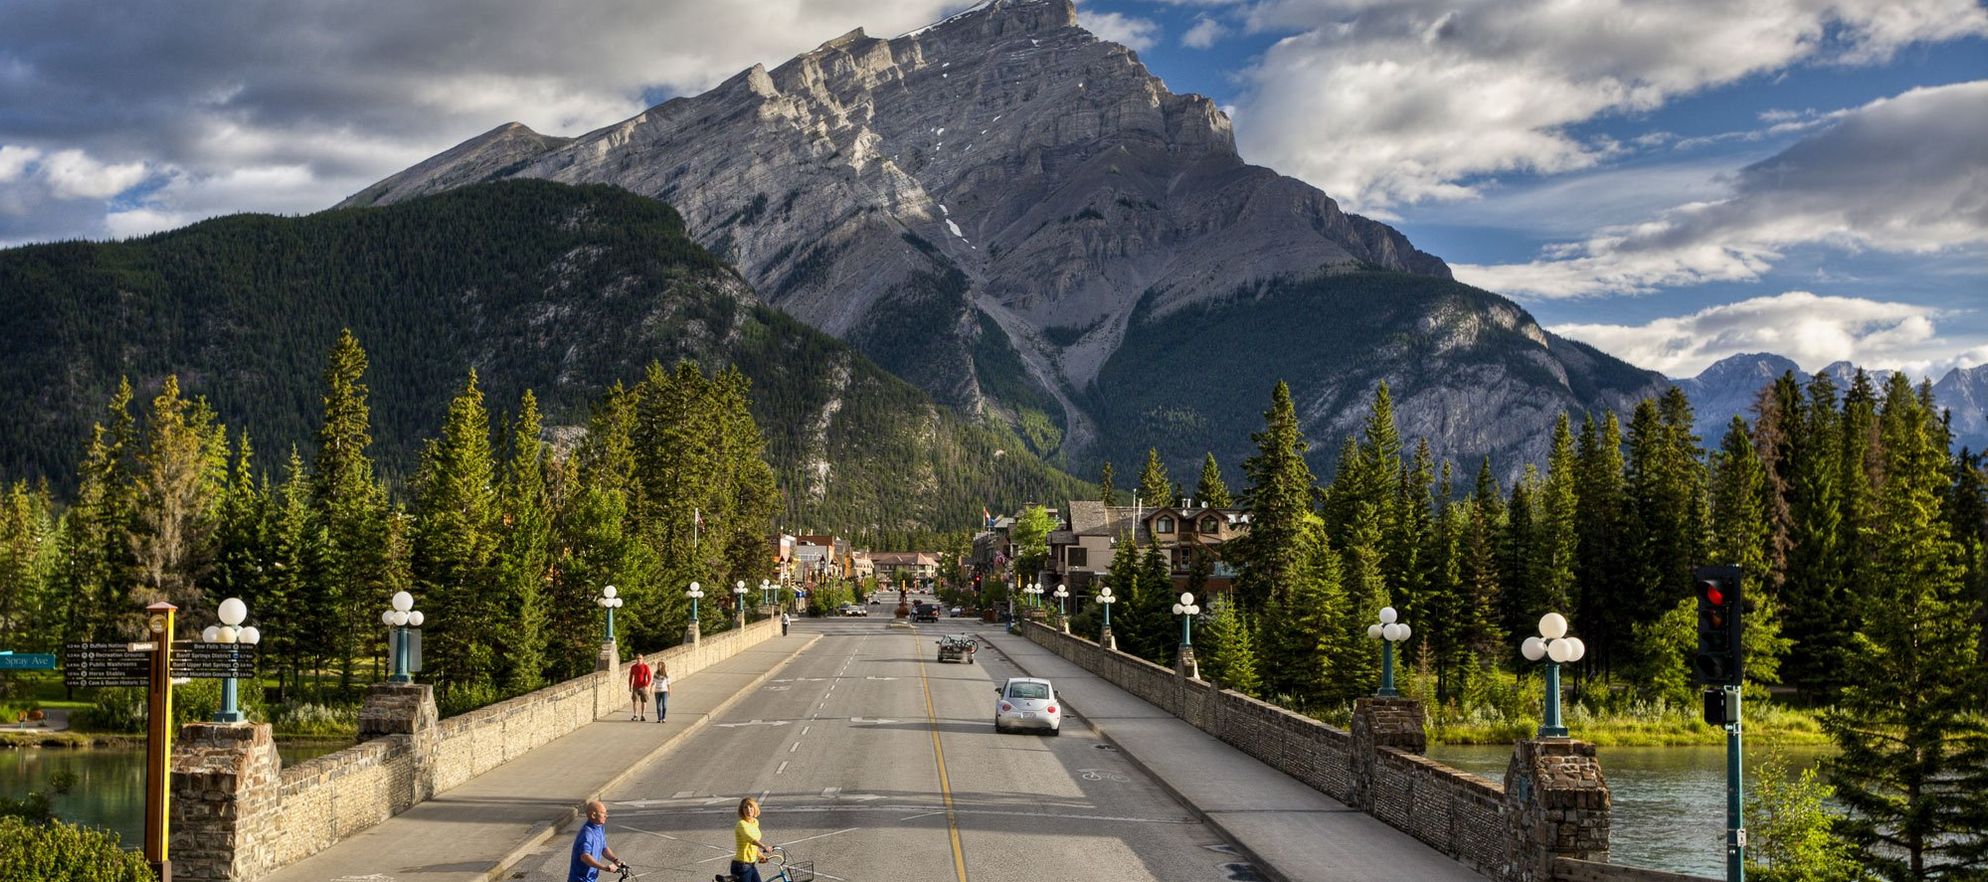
1,0,1984,379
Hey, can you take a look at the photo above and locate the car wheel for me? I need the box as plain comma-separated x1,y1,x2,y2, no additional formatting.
1048,726,1061,736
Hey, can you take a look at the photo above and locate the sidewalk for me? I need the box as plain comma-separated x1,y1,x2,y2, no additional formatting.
264,632,821,882
976,629,1485,882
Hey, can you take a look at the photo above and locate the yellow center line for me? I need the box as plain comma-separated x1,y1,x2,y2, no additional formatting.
915,634,970,882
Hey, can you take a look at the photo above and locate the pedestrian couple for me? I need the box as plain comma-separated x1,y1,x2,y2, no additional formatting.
627,654,669,722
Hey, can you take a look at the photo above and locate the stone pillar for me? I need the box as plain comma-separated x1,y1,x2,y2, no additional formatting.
686,622,701,645
358,682,440,809
596,640,619,673
1100,627,1116,651
170,722,281,882
1176,644,1200,680
1351,697,1426,811
1503,738,1610,882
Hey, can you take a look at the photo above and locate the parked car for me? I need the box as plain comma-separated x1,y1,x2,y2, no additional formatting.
949,606,963,617
913,603,940,622
994,677,1061,735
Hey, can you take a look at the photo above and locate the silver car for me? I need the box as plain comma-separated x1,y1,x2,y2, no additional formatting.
994,677,1061,735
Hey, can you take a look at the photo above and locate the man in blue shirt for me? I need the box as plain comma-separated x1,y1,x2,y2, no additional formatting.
569,799,624,882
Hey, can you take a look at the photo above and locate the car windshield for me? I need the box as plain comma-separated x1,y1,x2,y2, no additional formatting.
1007,683,1049,700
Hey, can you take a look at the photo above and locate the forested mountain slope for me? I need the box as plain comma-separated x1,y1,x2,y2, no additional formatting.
0,180,1082,532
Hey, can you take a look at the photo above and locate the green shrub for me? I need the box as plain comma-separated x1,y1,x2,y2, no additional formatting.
76,689,145,733
272,702,359,737
0,815,153,881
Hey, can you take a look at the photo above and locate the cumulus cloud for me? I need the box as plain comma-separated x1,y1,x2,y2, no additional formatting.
1454,81,1988,298
0,0,976,241
1183,16,1228,48
1232,0,1988,214
1081,9,1163,51
1548,291,1987,378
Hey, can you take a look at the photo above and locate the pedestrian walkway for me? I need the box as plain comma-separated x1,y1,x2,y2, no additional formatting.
976,629,1486,882
263,631,821,882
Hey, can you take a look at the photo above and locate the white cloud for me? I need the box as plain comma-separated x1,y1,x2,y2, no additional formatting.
1081,9,1162,51
1183,16,1228,48
1453,80,1988,298
1232,0,1988,214
1548,291,1987,378
38,149,149,200
0,0,977,242
0,146,39,183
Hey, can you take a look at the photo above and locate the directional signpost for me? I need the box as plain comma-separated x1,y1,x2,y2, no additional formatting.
64,642,155,688
170,641,257,679
0,653,56,671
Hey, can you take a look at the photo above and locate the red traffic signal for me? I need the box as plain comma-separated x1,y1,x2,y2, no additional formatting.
1692,565,1744,688
1699,580,1726,608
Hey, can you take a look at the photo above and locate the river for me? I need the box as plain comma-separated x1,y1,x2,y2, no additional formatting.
1428,742,1832,877
0,741,350,847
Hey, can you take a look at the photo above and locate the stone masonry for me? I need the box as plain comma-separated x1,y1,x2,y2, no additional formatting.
1505,738,1610,881
170,618,777,881
170,722,283,881
1022,620,1618,882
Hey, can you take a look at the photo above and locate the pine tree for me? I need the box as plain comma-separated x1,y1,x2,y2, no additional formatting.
1707,416,1791,691
1234,382,1318,611
1499,466,1540,657
1098,461,1118,506
1335,500,1386,700
411,372,500,695
311,331,391,689
494,391,551,692
1137,542,1177,666
1196,594,1260,694
1194,453,1232,507
63,381,138,640
1825,375,1988,881
1138,448,1173,509
1535,414,1580,619
1575,413,1629,679
1391,439,1436,645
211,431,271,645
1460,460,1506,666
129,376,228,617
1258,517,1343,706
548,390,643,679
269,448,325,698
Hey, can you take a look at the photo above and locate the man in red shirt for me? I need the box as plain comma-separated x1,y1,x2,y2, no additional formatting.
627,654,653,721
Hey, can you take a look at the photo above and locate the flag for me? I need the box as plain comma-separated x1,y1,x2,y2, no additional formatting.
694,507,703,527
983,506,993,527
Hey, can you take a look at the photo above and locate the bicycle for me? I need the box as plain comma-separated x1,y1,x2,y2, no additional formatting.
714,845,814,882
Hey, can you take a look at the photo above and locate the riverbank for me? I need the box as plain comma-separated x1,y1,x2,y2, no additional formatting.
1428,701,1829,746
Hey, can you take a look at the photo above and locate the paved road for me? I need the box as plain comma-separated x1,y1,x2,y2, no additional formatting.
520,618,1264,882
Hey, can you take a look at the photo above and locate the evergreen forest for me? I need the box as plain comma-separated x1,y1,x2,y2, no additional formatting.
1076,375,1987,881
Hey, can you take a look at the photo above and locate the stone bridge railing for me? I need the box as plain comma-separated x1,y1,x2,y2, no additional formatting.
1020,621,1715,882
169,618,779,882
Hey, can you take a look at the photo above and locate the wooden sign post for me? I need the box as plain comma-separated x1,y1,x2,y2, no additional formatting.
143,601,175,881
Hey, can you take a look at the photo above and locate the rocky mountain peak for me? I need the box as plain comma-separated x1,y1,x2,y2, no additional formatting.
336,1,1657,481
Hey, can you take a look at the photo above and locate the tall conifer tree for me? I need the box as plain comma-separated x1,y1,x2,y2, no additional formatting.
1235,382,1317,611
1139,448,1173,509
1195,453,1232,507
411,372,499,693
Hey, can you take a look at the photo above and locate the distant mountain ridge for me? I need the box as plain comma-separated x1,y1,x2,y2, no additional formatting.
1671,352,1988,450
0,181,1084,532
342,0,1664,481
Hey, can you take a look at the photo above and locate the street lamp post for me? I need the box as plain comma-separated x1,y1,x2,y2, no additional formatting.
1053,584,1068,617
202,597,262,723
1097,585,1116,650
760,579,774,612
733,580,748,626
1520,612,1587,738
1366,606,1412,697
381,591,425,684
1171,592,1201,679
1023,583,1044,611
686,581,705,644
597,585,623,642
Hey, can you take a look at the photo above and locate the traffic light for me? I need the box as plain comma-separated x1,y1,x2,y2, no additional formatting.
1692,565,1743,688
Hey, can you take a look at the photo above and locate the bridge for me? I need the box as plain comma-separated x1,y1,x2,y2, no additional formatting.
168,617,1708,882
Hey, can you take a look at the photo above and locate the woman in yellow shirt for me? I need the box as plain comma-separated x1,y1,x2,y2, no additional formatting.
730,797,771,882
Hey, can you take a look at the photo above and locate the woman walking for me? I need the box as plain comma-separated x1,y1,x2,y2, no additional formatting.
654,661,671,723
730,797,771,882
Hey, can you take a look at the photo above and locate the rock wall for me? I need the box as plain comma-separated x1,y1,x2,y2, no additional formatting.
171,618,777,881
1020,621,1616,882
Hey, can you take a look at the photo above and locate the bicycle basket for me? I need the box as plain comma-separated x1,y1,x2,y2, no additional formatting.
783,859,816,882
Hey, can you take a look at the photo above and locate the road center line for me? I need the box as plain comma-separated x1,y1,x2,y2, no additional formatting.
915,634,970,882
777,761,789,775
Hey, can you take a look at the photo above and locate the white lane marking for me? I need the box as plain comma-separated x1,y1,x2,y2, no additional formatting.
821,787,840,797
715,719,789,728
672,790,694,799
777,761,789,775
801,726,811,735
790,742,800,752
